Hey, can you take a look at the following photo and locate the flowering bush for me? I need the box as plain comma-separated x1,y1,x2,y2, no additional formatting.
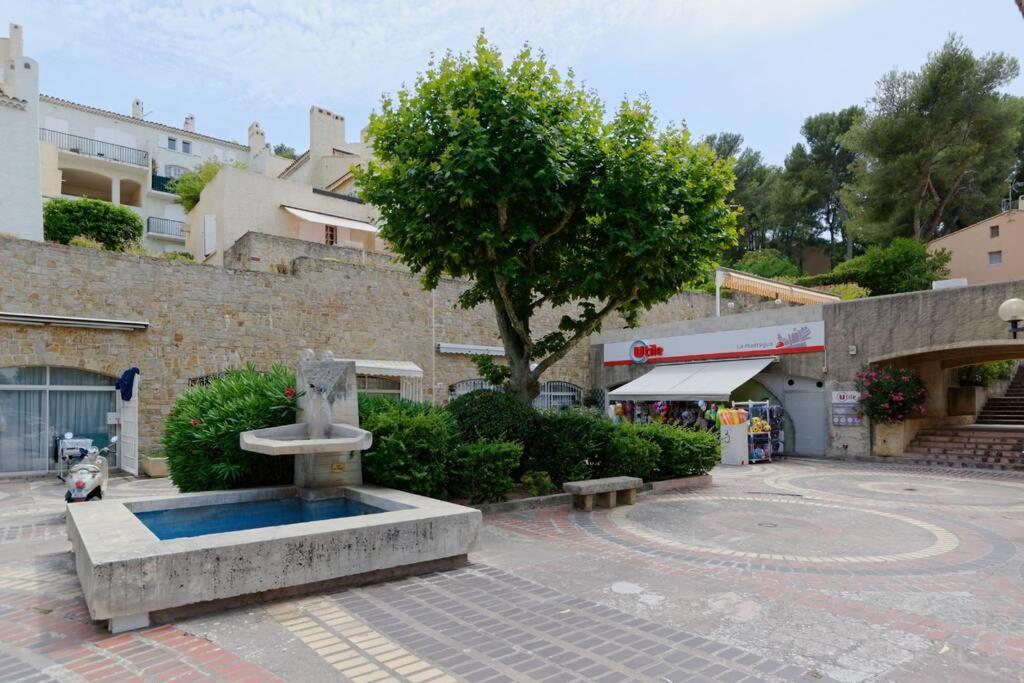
855,366,927,424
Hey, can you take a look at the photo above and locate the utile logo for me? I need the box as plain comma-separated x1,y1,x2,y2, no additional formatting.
629,340,664,363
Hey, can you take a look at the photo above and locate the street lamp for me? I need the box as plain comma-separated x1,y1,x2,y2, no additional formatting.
998,298,1024,339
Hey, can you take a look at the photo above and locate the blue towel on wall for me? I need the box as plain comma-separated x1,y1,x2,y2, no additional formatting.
116,367,140,401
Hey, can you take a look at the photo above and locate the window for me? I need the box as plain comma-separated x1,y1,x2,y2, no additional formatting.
357,375,401,396
167,137,177,151
164,165,188,179
325,225,337,246
989,251,1003,266
182,140,192,154
991,225,999,238
0,367,116,473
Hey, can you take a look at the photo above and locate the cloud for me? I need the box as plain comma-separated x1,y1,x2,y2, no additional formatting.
8,0,876,104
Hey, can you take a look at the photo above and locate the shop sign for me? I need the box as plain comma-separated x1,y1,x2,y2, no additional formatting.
831,390,862,426
603,321,825,367
628,340,664,364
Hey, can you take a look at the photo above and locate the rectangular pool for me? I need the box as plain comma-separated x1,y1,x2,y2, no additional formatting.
135,496,386,540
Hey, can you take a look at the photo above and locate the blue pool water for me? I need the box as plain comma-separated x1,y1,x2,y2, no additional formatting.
135,497,386,540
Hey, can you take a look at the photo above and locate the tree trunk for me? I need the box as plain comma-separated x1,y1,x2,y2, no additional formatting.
492,302,540,402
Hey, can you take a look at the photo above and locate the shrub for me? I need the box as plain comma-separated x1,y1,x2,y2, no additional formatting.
446,389,536,445
855,366,927,424
597,424,659,480
361,404,458,498
68,235,105,251
732,249,799,279
525,411,616,484
857,239,950,295
358,394,433,422
162,364,299,492
813,282,870,300
168,161,225,211
44,197,143,250
957,361,1016,387
449,440,523,503
520,470,557,496
635,423,720,477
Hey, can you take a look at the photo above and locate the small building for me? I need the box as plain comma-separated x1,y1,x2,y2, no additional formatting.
928,200,1024,285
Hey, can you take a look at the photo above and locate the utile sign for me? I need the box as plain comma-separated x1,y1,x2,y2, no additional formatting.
604,321,826,366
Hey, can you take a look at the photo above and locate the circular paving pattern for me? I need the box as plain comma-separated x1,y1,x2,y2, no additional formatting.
763,470,1024,509
610,495,959,564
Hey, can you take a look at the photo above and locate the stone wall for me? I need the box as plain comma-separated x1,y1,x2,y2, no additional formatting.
0,235,588,454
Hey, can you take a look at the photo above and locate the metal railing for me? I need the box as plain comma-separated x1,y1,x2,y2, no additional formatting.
151,175,174,193
40,128,149,167
146,217,185,240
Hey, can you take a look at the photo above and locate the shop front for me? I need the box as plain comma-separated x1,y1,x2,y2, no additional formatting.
597,319,828,456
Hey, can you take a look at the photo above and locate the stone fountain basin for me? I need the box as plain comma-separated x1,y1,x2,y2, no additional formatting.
239,422,372,455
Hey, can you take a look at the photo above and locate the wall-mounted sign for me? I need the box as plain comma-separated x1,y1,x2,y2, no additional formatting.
831,390,862,426
628,340,664,364
603,321,825,367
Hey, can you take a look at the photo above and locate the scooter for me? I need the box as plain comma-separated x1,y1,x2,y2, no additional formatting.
65,436,117,503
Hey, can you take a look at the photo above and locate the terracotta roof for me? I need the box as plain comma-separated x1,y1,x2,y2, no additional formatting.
0,86,27,110
39,95,249,150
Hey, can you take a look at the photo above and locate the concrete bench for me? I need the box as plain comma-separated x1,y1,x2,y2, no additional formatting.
563,476,642,511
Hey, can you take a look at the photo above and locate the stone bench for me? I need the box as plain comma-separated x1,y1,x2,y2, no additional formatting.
563,476,643,511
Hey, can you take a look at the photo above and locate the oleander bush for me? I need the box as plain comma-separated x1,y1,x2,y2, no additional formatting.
449,440,523,503
162,365,300,492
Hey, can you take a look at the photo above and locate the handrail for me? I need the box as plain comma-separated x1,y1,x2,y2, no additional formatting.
39,128,149,167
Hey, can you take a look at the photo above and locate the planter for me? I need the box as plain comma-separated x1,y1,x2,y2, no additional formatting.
141,455,169,478
872,422,906,456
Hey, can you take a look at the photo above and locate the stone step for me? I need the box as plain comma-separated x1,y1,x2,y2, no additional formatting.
901,454,1024,471
913,434,1024,444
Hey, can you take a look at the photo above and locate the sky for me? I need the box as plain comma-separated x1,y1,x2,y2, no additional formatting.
2,0,1022,165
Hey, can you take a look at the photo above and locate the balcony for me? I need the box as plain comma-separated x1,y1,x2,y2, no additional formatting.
40,128,149,167
147,217,185,241
151,174,174,193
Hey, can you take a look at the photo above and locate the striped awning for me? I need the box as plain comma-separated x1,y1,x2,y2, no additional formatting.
717,268,840,306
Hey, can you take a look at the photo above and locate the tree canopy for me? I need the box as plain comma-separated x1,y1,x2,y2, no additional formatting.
357,36,738,399
842,35,1023,242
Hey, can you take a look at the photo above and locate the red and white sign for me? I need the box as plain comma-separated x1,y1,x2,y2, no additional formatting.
603,321,825,367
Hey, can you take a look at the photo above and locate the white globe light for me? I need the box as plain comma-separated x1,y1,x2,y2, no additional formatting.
998,298,1024,322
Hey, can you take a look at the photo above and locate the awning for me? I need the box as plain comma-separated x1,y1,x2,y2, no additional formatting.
716,267,840,306
345,359,423,378
281,205,378,233
608,358,773,402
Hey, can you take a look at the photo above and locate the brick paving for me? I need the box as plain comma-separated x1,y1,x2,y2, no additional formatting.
0,460,1023,680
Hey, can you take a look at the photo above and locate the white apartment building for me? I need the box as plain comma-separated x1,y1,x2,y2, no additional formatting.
2,22,377,258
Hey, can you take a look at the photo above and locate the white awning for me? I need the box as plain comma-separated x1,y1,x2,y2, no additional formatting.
345,359,423,378
281,205,378,233
608,358,773,402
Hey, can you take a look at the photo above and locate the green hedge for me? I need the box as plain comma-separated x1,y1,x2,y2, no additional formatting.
598,424,659,480
446,389,536,445
361,403,458,499
525,412,617,484
162,365,299,492
43,197,143,250
635,422,721,477
449,440,522,503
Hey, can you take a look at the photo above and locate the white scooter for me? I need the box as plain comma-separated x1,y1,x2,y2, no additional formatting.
65,436,116,503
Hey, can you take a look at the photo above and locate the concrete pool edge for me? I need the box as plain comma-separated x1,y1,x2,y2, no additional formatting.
66,485,482,632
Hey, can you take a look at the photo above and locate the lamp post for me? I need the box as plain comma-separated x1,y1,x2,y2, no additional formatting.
998,298,1024,339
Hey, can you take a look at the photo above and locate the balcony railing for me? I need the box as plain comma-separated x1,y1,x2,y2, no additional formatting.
151,174,174,193
146,217,185,240
40,128,149,167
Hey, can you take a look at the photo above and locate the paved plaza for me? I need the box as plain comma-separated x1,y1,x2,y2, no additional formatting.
2,459,1024,681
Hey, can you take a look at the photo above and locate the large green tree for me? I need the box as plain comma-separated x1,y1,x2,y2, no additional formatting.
782,106,863,261
357,37,738,400
703,133,776,256
842,35,1023,242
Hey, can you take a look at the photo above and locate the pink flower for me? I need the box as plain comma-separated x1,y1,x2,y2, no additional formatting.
284,386,297,399
191,418,202,427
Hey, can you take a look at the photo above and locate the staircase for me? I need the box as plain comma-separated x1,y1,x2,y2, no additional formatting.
976,366,1024,425
904,427,1024,471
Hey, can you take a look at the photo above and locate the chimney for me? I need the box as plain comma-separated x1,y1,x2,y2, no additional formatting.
8,23,23,59
131,99,143,119
309,106,346,188
248,121,265,151
183,114,195,132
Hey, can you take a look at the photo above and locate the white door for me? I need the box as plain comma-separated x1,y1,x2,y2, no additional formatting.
784,390,826,456
117,375,140,475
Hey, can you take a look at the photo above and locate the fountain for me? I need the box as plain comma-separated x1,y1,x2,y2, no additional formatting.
66,351,481,633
